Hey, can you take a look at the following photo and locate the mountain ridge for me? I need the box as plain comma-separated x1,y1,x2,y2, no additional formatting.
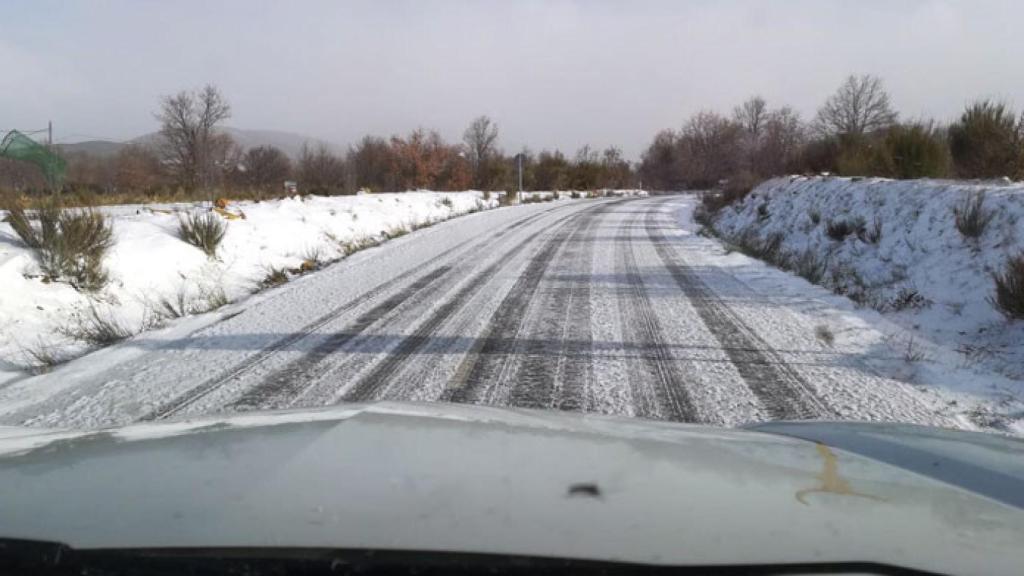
56,127,336,159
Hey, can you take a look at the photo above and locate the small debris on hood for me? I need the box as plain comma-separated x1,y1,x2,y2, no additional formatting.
567,482,601,499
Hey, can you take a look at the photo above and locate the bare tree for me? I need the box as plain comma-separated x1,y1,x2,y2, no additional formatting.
298,143,347,195
348,135,396,192
534,150,570,191
240,145,291,191
757,106,805,175
733,96,769,140
733,96,769,173
114,144,165,194
639,130,682,190
462,115,499,188
679,110,744,187
570,145,602,189
600,147,632,188
814,75,897,138
156,84,231,191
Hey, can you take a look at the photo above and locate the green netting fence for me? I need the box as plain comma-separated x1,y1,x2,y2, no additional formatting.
0,130,66,189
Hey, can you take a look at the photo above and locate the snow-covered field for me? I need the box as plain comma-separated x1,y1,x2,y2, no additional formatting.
0,191,499,383
710,176,1024,432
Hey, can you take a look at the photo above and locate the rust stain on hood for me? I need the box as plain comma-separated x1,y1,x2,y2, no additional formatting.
797,443,884,506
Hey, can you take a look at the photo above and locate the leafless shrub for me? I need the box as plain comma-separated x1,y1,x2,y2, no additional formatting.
178,212,226,257
899,335,928,363
2,196,115,292
826,217,866,241
202,282,229,307
44,209,114,291
21,339,65,372
860,216,883,244
886,287,931,312
301,246,324,269
1,193,40,248
60,304,135,346
340,237,379,256
693,204,715,228
991,253,1024,320
953,191,992,239
260,267,289,289
156,288,193,319
956,343,1004,368
731,230,785,265
151,278,229,320
521,194,550,204
808,210,821,225
757,233,785,264
792,249,826,284
200,284,229,310
384,224,410,240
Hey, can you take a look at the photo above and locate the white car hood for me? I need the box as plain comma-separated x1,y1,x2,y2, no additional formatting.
0,402,1021,574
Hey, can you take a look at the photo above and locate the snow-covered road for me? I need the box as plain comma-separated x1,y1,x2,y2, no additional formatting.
0,196,964,430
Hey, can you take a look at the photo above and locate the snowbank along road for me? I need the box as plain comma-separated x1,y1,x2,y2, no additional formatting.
0,196,966,430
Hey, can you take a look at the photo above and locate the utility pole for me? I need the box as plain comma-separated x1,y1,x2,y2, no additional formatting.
517,153,523,194
47,121,52,147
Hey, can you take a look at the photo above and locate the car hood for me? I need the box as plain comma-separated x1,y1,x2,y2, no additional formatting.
0,402,1022,574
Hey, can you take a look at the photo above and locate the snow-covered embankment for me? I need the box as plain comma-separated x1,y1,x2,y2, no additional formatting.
710,176,1024,431
0,191,496,381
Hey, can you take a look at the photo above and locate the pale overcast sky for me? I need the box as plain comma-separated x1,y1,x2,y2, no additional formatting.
2,0,1022,159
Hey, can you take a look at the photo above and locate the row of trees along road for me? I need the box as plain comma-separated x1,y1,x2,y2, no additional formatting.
640,74,1024,204
0,85,640,198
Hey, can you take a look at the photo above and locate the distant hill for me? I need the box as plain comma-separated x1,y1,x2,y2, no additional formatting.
55,140,124,158
58,127,335,159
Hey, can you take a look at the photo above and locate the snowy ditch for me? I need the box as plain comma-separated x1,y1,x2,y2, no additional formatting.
706,176,1024,432
0,191,505,382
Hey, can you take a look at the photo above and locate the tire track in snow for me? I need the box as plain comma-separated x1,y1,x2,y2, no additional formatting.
340,206,597,403
644,204,832,420
506,204,604,411
551,210,599,412
442,202,615,406
139,205,569,421
228,204,586,412
615,210,700,422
